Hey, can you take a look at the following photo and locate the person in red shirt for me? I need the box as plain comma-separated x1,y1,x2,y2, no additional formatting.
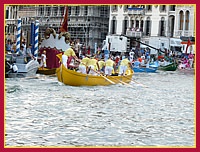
87,46,91,55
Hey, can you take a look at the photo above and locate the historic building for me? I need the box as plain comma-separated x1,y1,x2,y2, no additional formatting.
5,5,109,51
5,5,195,53
108,5,195,53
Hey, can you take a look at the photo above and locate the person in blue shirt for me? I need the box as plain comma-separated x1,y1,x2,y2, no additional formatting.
133,58,141,68
104,47,110,61
6,40,12,53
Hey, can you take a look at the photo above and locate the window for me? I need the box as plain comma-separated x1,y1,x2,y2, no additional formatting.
185,11,190,30
75,6,80,16
111,17,117,34
160,5,166,12
146,5,152,11
179,11,184,30
53,6,58,16
84,6,88,16
159,17,166,36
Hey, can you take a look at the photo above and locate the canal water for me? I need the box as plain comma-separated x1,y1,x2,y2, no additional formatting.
5,70,195,147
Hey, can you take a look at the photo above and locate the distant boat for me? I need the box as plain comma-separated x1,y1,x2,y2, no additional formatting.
36,67,56,75
5,55,39,78
132,61,158,73
158,62,178,71
133,66,157,73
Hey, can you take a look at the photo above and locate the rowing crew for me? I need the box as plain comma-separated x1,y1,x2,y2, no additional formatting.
61,46,133,76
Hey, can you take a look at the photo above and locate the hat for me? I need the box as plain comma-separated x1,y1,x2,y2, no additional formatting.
20,45,24,48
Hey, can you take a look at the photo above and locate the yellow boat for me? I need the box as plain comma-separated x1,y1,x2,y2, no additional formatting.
56,64,134,86
37,67,56,75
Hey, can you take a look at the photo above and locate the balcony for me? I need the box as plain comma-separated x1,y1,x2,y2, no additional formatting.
175,30,195,37
126,30,143,38
127,7,145,15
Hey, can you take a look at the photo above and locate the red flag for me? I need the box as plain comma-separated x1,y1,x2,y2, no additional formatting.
60,6,68,32
185,38,191,54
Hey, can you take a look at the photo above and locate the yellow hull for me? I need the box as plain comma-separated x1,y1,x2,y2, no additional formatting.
37,67,56,75
56,64,134,86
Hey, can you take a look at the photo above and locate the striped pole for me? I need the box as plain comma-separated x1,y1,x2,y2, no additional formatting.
34,20,39,56
31,20,35,55
16,18,21,53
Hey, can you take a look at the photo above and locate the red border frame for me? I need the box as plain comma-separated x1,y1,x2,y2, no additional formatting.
1,1,198,152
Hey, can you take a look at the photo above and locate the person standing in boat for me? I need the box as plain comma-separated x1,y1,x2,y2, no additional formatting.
40,50,47,69
62,43,79,68
146,52,151,68
104,57,116,76
129,49,135,63
188,52,194,69
118,56,133,76
26,44,35,62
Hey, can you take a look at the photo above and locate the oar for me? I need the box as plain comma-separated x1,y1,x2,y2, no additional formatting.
123,76,148,88
111,76,134,88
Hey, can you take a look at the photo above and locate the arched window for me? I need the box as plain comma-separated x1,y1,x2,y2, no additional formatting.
140,18,144,32
111,16,117,34
159,17,166,36
185,10,190,30
130,17,134,29
145,17,151,36
135,17,139,29
179,11,184,30
123,16,129,34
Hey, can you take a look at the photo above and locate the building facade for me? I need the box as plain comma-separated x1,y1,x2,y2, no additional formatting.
108,5,195,53
5,5,109,51
5,5,195,53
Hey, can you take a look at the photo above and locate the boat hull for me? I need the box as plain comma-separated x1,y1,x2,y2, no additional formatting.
158,63,178,71
6,59,39,78
37,68,56,75
56,64,134,86
133,67,157,73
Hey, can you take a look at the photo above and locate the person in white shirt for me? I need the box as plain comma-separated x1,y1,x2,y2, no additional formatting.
129,50,135,63
40,50,47,69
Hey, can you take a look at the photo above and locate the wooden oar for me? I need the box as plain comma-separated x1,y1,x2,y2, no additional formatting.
123,76,148,88
111,76,134,88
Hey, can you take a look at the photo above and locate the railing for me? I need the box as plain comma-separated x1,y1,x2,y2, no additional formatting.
175,30,194,37
126,30,143,38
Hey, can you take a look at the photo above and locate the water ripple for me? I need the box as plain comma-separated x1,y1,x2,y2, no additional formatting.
5,71,195,147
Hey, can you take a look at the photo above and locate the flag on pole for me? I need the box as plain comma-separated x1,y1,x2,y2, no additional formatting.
185,38,191,54
60,6,68,32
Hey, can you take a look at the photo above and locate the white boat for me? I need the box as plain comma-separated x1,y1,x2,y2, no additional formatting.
5,55,39,78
